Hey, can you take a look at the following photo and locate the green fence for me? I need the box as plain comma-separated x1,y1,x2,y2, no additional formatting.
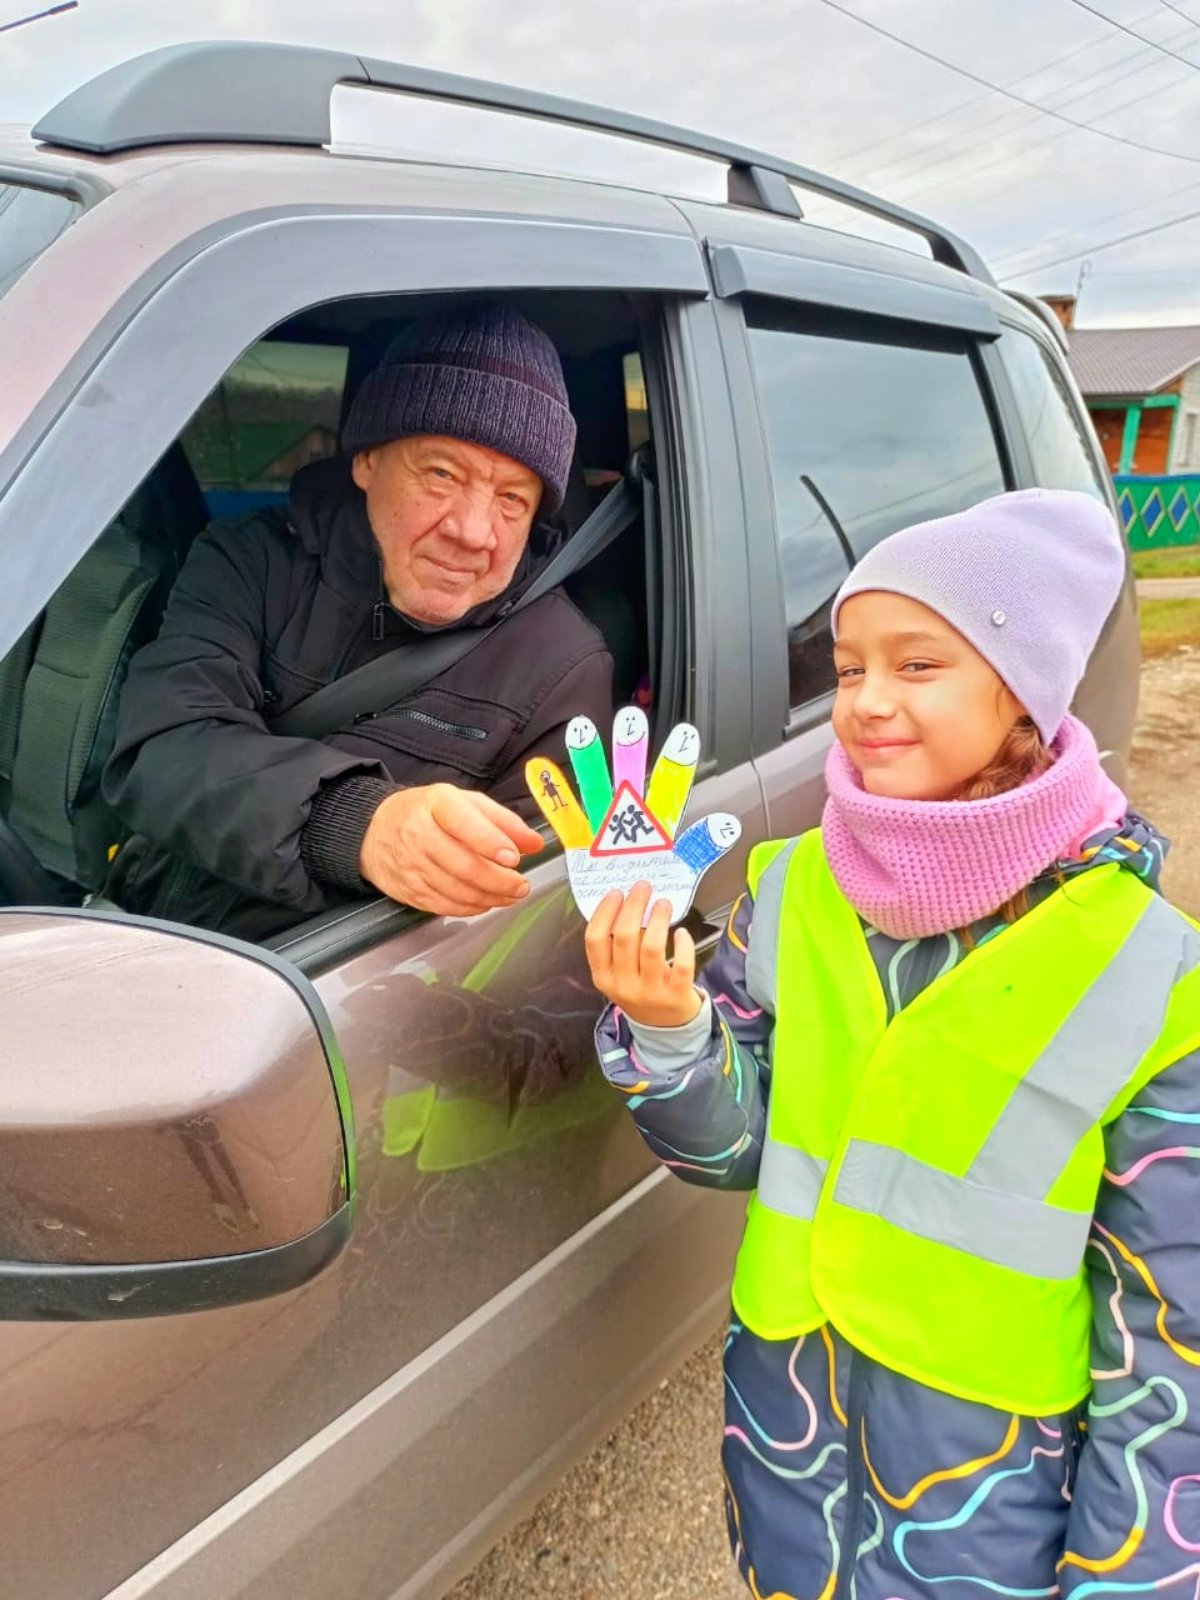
1115,474,1200,550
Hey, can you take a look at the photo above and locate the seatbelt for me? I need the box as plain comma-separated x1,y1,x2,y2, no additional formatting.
269,474,641,742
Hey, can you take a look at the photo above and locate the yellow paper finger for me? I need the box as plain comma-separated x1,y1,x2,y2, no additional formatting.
646,722,700,836
524,758,591,848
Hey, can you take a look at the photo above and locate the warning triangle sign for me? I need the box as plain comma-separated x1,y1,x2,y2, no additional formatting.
591,781,672,857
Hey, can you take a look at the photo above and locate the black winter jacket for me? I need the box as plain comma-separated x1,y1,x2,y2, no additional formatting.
102,458,613,940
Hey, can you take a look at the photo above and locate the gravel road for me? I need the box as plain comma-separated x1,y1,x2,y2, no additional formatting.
1137,578,1200,601
450,647,1200,1600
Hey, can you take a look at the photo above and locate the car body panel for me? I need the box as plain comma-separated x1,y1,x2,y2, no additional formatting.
0,102,1139,1600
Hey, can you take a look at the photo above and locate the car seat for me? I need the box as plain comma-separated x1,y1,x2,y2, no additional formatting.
0,444,208,896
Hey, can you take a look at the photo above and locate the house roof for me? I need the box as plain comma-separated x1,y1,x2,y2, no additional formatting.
1066,324,1200,399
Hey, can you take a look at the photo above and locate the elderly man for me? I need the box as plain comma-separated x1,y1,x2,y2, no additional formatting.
102,305,614,941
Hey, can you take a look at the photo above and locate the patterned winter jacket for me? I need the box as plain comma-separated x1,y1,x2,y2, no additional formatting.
595,818,1200,1599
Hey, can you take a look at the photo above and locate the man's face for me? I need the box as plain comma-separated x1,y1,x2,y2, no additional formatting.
352,435,542,625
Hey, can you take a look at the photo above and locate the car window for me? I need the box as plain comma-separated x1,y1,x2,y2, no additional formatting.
996,327,1107,498
0,183,79,299
180,339,349,521
744,301,1007,707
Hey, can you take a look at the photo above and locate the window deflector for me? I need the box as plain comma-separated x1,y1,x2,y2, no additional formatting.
708,242,1002,339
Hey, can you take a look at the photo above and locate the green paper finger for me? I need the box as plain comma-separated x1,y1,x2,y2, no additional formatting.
565,716,612,831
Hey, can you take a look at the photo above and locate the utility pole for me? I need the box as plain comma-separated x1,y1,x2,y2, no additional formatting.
1074,258,1093,326
0,2,78,35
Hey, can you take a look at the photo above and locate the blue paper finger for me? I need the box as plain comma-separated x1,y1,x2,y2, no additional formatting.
673,813,742,873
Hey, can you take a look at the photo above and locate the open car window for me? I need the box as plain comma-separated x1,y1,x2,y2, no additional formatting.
0,291,671,948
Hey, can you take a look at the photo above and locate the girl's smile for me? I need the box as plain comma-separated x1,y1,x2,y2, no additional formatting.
833,592,1026,801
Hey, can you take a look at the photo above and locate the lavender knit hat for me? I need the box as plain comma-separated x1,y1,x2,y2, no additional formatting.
831,489,1126,743
341,304,576,514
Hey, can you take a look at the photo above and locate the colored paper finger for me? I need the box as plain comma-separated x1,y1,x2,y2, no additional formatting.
646,721,701,837
524,758,591,848
612,706,649,798
565,715,613,831
673,813,742,874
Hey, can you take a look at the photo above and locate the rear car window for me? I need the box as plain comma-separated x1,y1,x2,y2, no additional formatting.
996,327,1108,498
745,302,1007,707
0,182,79,298
181,340,350,520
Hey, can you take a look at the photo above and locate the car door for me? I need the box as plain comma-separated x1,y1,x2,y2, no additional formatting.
0,204,760,1599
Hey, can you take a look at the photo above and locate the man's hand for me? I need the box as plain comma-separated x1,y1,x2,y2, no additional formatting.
359,784,544,917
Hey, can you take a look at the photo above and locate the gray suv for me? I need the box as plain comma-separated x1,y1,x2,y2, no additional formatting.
0,40,1138,1600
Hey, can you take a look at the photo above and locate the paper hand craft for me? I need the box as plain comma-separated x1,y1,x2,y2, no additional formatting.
525,708,742,922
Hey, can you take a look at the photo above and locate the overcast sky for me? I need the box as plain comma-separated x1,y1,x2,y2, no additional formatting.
4,0,1200,326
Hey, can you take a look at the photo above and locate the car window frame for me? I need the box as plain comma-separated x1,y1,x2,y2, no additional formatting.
0,205,736,967
0,206,708,660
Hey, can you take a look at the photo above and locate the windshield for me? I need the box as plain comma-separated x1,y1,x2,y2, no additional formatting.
0,182,79,298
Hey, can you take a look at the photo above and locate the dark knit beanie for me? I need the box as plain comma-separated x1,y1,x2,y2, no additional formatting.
341,304,577,514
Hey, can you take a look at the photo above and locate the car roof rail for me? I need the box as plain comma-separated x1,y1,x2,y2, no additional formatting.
32,40,993,284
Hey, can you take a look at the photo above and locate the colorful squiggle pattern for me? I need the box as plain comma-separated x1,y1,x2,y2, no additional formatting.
601,819,1200,1596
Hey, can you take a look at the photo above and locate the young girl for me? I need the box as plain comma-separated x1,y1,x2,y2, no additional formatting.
585,488,1200,1599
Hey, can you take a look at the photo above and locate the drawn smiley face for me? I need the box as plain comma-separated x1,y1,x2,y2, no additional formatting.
658,722,699,767
612,707,648,751
565,715,598,752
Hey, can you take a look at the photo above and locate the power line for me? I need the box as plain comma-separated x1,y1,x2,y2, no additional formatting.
829,16,1149,174
1076,263,1200,274
836,6,1197,187
993,163,1200,274
811,0,1200,166
0,1,76,33
998,199,1200,276
866,47,1184,207
1158,0,1200,23
844,28,1166,190
1065,0,1200,72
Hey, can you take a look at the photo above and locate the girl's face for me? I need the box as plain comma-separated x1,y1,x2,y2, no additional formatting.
832,591,1026,801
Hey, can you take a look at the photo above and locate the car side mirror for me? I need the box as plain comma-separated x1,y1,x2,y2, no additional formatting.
0,910,355,1320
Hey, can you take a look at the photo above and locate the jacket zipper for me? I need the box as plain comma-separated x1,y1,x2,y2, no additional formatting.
834,1348,868,1598
353,705,488,741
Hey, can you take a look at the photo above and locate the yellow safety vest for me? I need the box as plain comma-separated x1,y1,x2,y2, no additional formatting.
730,830,1200,1415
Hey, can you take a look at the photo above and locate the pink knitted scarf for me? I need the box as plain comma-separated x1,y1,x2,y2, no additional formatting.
821,714,1127,940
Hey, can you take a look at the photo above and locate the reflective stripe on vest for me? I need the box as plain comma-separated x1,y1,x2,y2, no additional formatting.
732,830,1200,1414
758,1142,828,1221
752,885,1200,1253
834,1141,1088,1280
744,838,797,1016
965,893,1200,1200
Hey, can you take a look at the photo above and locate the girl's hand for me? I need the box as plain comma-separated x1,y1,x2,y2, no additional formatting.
584,881,703,1029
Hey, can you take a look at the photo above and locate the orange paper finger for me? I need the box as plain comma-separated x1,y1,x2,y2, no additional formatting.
524,759,591,848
